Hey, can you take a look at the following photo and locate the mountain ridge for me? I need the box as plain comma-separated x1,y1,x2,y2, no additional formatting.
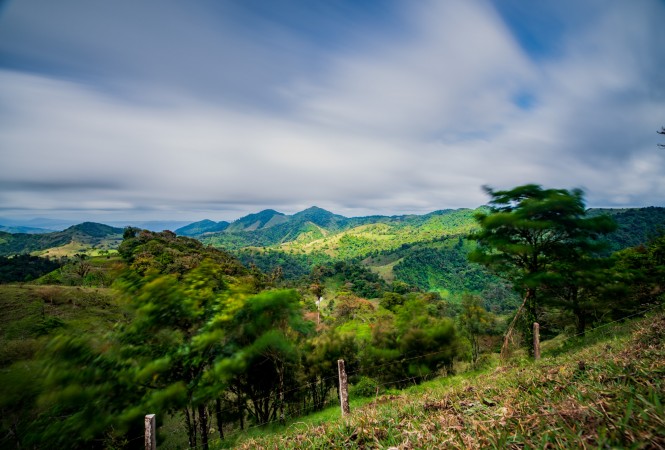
1,206,663,261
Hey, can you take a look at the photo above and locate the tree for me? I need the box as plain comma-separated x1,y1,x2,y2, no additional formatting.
540,252,616,336
612,234,665,316
658,126,665,149
33,256,249,449
469,184,616,352
221,290,312,426
458,294,497,366
301,330,358,412
362,297,460,386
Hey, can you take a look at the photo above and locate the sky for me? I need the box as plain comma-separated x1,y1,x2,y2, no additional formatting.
1,0,664,225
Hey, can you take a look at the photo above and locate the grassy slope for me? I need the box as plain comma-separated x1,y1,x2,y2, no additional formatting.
279,209,478,259
0,284,122,368
230,312,665,449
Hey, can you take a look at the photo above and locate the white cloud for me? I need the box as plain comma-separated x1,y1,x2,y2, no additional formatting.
0,0,663,223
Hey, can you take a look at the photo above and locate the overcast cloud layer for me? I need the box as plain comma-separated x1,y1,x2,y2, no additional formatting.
1,0,664,224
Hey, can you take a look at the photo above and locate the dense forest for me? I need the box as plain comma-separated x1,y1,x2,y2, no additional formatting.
0,254,61,283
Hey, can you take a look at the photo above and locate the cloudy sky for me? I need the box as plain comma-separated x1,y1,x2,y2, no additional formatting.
1,0,664,224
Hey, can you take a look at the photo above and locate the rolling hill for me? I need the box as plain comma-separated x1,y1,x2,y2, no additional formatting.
186,206,665,301
0,222,123,257
1,206,663,286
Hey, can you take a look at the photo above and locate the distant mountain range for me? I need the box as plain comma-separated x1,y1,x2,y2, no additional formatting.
0,217,192,233
176,206,349,240
194,206,478,252
1,207,664,263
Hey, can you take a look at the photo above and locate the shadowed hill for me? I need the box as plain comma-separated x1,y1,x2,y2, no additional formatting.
175,219,230,236
225,209,289,232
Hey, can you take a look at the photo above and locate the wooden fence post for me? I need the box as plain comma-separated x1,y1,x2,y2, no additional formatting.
533,322,540,360
145,414,156,450
338,359,350,416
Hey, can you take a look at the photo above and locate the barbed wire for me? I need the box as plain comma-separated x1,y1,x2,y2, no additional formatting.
147,302,664,448
7,300,661,449
501,301,665,359
179,372,444,448
182,398,336,449
555,301,663,343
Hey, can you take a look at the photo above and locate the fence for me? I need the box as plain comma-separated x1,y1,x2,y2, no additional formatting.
140,302,663,449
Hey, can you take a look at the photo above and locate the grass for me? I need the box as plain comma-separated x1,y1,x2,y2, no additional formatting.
36,238,122,258
0,284,123,367
366,258,404,284
225,312,665,449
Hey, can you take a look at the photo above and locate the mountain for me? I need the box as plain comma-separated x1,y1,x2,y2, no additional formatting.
199,207,346,249
2,205,663,270
104,220,192,232
0,217,77,231
197,205,665,256
290,206,347,230
66,222,123,239
206,206,665,302
175,219,230,236
225,209,289,232
0,225,52,234
0,222,123,257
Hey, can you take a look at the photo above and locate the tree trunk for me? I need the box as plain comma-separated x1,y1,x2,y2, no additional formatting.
523,288,538,356
577,312,586,337
572,290,586,336
215,398,224,440
198,404,209,450
238,394,244,430
184,407,197,449
501,289,534,359
278,362,285,424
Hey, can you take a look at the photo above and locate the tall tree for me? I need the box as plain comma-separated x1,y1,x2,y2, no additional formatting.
469,184,616,352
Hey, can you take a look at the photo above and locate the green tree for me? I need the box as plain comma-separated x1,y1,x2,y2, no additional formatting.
612,234,665,317
540,253,617,336
470,184,616,352
458,294,497,366
32,259,249,449
220,290,312,426
301,330,358,412
362,297,460,386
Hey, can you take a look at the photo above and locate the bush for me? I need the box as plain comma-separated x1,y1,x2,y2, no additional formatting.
349,376,380,398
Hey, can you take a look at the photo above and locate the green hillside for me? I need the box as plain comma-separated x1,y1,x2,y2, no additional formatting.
194,206,665,302
0,222,123,257
225,209,289,232
4,206,656,263
595,207,665,252
174,219,229,236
